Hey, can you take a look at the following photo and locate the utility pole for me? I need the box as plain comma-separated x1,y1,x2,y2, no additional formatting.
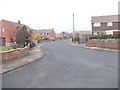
73,13,75,42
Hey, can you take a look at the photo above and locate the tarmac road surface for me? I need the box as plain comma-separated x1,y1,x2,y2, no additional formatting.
2,40,118,88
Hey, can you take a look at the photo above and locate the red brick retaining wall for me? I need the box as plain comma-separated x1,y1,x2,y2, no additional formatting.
86,42,120,49
0,46,29,61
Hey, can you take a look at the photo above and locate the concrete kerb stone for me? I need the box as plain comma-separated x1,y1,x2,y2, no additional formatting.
1,43,46,75
69,42,120,53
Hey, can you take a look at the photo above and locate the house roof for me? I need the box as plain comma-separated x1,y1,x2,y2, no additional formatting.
91,15,120,23
36,29,54,33
75,31,92,35
1,19,32,30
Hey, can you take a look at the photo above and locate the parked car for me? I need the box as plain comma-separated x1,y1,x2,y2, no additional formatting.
51,38,55,41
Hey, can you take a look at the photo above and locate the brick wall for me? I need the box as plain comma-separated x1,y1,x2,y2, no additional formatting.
0,46,29,61
86,39,120,49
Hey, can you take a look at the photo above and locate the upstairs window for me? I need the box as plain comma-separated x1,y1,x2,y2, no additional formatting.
0,28,5,32
0,28,1,32
46,33,49,35
107,22,113,26
93,23,101,27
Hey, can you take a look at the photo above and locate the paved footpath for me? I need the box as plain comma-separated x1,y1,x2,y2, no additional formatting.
1,43,46,74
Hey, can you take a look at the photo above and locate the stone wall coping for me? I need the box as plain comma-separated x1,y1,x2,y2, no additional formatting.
91,38,119,40
88,39,120,43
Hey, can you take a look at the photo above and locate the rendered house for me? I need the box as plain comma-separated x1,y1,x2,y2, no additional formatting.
0,20,34,46
91,15,120,35
75,31,92,36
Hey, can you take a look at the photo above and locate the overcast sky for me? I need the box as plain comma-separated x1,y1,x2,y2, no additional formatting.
0,0,119,33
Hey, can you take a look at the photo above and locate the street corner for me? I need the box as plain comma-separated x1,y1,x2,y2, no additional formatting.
1,45,45,75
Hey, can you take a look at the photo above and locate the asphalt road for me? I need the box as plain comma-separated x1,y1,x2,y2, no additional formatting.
2,40,118,88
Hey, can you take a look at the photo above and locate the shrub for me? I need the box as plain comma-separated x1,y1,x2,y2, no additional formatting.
12,44,20,49
34,34,41,41
113,33,120,39
20,45,25,48
38,40,41,43
30,41,35,48
26,39,31,46
89,34,120,39
74,37,79,41
44,38,49,40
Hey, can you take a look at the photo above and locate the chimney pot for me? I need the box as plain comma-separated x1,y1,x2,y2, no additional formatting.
18,20,21,24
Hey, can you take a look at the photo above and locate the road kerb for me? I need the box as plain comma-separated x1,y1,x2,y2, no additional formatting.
69,42,120,53
1,53,45,75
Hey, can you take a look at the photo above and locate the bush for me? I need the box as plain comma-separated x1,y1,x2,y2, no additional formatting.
26,39,31,46
26,39,30,43
38,40,41,43
113,33,120,39
89,34,120,39
30,41,35,48
74,37,79,41
20,45,25,48
44,38,49,40
12,44,20,49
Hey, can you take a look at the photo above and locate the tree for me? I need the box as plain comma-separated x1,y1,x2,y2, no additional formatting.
74,33,80,43
16,25,30,46
34,34,41,41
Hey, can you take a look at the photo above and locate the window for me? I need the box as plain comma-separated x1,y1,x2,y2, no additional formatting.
0,28,2,32
42,33,44,35
107,22,113,26
97,32,100,35
93,23,101,27
46,33,49,35
2,28,5,32
0,28,5,32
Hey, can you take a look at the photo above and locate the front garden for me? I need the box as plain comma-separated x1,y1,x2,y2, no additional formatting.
0,46,13,51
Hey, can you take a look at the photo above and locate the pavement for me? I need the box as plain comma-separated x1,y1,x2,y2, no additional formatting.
1,43,46,75
3,40,118,88
69,42,120,53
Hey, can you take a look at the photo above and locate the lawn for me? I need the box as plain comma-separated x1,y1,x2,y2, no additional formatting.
0,46,13,52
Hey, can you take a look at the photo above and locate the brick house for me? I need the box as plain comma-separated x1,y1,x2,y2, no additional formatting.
56,32,70,39
36,28,56,39
0,19,34,46
91,15,120,35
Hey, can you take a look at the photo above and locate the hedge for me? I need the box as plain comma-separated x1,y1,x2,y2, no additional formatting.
89,34,120,39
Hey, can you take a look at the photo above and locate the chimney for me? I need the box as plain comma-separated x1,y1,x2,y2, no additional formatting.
18,20,21,24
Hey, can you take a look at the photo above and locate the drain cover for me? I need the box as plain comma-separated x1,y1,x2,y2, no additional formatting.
99,66,117,72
